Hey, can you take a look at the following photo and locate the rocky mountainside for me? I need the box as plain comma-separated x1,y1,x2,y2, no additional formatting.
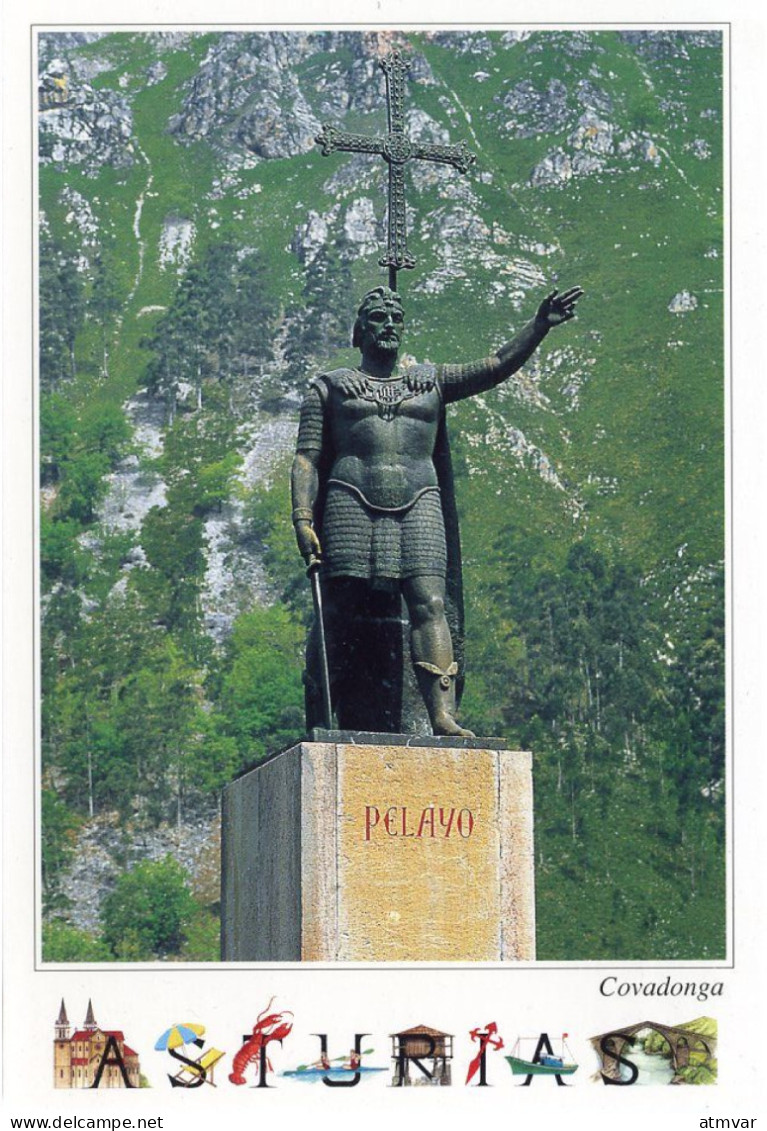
38,29,724,961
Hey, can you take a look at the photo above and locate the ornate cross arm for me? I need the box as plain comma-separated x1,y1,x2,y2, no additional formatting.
411,139,476,175
315,124,385,158
380,50,410,130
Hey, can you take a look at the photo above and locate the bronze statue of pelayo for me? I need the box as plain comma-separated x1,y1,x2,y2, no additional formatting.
291,49,582,737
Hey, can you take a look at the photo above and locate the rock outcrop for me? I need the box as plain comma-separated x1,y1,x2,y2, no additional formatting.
39,58,134,174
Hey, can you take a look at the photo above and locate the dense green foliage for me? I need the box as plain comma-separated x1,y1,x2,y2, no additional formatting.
39,236,85,389
39,29,725,961
100,857,201,960
42,921,114,962
44,861,219,963
142,243,277,418
41,790,80,913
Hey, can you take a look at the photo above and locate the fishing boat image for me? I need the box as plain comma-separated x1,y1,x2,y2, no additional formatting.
505,1035,578,1077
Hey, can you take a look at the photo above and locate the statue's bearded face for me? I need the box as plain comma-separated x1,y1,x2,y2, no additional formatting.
360,299,404,356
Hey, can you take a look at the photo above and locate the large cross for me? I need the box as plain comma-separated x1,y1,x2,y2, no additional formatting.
315,49,476,290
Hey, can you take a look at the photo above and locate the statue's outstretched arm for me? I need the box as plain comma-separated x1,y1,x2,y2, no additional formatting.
440,286,582,404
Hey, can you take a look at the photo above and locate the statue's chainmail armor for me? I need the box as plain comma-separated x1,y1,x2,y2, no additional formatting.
320,485,446,581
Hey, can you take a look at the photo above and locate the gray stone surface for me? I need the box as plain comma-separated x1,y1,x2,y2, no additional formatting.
221,745,302,960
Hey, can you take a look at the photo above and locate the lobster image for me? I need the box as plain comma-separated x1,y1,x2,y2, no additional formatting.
229,998,294,1086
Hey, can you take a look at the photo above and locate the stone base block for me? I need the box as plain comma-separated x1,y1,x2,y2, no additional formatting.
221,737,535,962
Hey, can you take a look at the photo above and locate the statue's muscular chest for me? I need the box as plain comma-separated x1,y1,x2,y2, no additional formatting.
323,371,443,509
327,373,441,458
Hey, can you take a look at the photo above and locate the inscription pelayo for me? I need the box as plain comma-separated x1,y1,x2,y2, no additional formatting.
364,805,475,841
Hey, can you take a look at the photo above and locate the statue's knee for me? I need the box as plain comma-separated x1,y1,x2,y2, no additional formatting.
411,592,445,627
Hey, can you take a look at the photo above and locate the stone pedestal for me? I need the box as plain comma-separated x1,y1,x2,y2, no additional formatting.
221,734,535,962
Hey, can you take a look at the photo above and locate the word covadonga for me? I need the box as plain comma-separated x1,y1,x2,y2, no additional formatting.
364,805,475,841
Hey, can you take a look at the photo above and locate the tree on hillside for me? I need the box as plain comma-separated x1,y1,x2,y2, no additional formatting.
39,235,84,388
89,248,123,380
142,302,193,424
502,541,660,748
42,922,113,962
41,789,79,912
232,252,278,379
215,604,305,764
283,235,354,383
100,857,198,960
142,244,277,416
49,402,131,525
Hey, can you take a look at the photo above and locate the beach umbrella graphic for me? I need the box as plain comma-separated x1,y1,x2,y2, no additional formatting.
154,1023,206,1051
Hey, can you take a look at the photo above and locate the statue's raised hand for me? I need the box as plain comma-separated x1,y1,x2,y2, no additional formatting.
536,286,583,327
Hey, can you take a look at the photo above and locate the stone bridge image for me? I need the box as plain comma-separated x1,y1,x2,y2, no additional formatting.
590,1021,717,1080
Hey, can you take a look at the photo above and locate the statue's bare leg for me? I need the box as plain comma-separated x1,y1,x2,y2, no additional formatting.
403,575,474,738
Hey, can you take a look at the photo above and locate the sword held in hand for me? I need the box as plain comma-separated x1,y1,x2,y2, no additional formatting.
306,554,333,731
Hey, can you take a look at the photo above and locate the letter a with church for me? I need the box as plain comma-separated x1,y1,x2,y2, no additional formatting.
221,48,583,961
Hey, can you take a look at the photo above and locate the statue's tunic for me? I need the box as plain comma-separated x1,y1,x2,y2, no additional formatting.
295,359,495,581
